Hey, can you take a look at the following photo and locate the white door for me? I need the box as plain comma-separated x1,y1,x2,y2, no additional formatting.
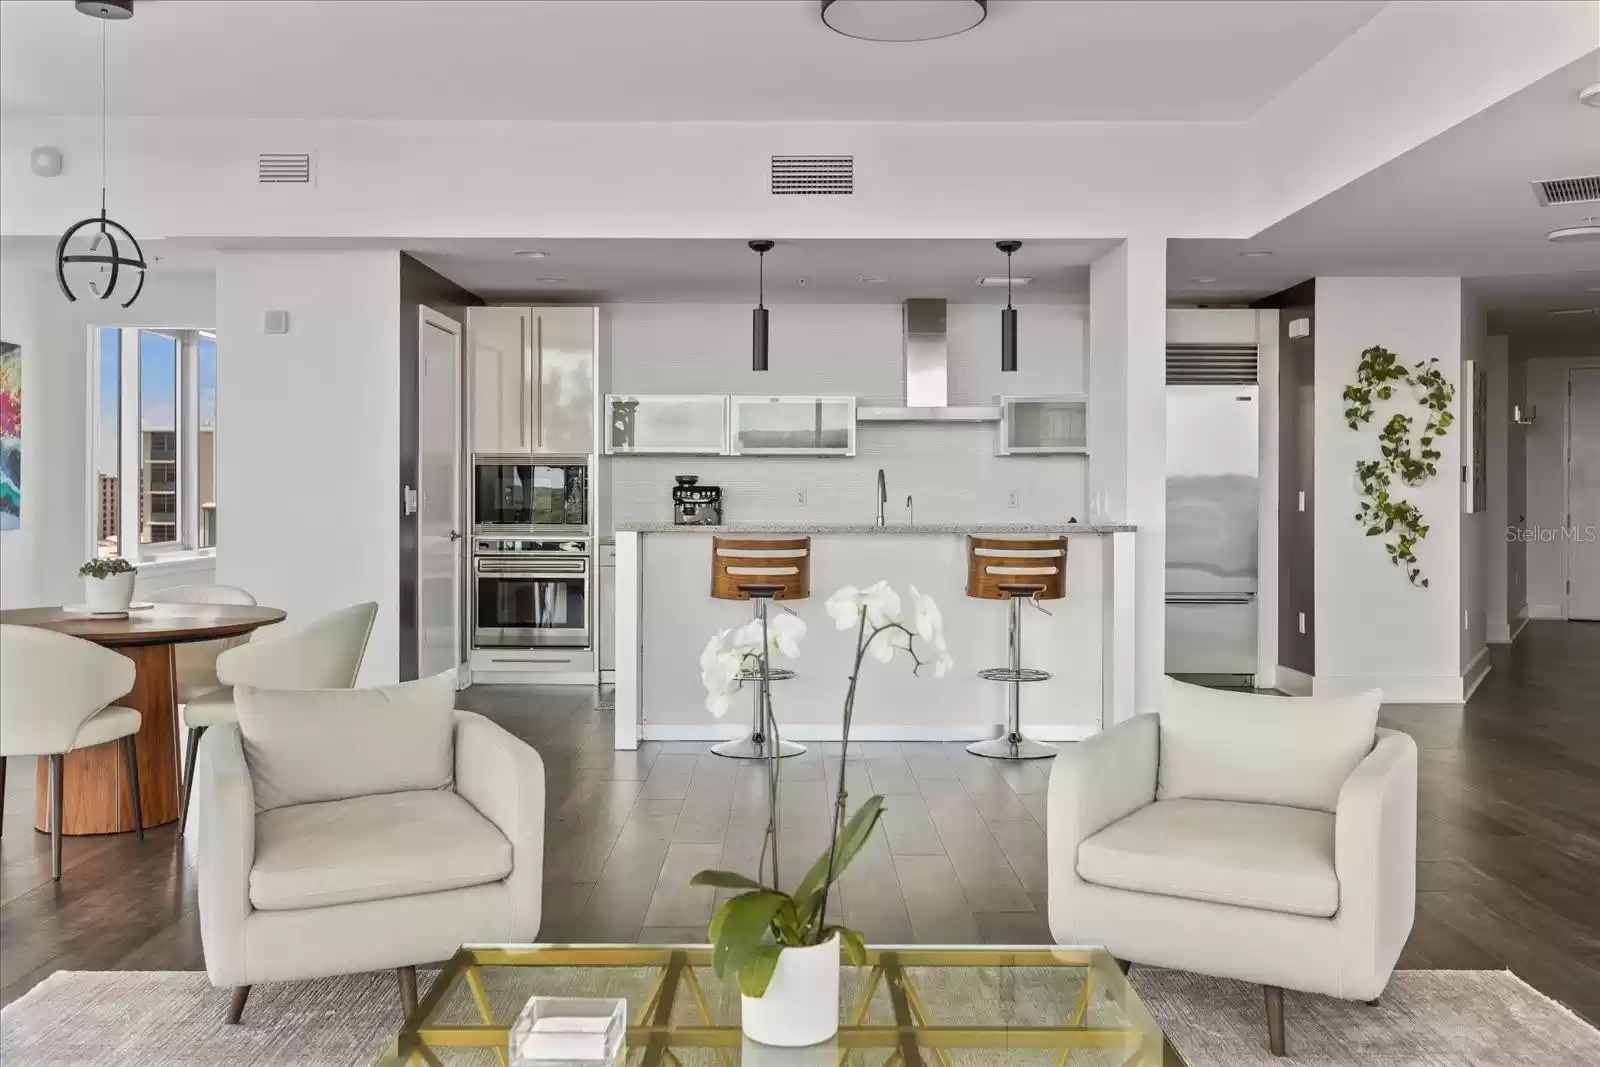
419,308,465,679
1568,368,1600,620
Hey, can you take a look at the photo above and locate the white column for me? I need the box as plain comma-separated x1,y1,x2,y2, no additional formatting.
1484,335,1510,643
1089,237,1167,714
613,530,642,749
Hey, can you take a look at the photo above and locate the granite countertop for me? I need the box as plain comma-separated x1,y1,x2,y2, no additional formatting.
616,521,1135,535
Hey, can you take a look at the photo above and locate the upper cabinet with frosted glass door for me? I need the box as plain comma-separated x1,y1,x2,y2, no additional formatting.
467,307,596,456
997,395,1088,455
729,396,857,456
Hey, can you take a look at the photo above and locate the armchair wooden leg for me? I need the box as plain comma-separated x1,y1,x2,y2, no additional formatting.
179,726,206,837
398,965,419,1019
1366,997,1381,1007
1115,958,1133,976
121,737,144,840
48,754,64,881
1264,985,1285,1057
225,985,251,1024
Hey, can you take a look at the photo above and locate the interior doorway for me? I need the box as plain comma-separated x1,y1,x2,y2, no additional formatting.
417,307,466,678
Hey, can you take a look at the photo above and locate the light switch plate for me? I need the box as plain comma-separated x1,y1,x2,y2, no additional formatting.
264,309,290,334
1298,612,1306,635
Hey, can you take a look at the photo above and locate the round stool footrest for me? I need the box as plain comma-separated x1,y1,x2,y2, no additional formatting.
737,667,797,682
978,667,1052,683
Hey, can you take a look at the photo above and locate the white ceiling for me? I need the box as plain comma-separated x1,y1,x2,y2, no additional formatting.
0,0,1387,121
406,237,1112,303
1168,53,1600,340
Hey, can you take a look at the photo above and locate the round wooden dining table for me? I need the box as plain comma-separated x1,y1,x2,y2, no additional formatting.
0,602,286,835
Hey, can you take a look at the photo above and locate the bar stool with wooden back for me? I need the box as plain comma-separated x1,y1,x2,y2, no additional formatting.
966,535,1068,760
709,536,810,760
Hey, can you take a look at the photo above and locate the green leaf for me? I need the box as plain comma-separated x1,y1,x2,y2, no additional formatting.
712,891,789,981
823,926,869,966
737,945,784,998
793,796,887,907
691,869,772,892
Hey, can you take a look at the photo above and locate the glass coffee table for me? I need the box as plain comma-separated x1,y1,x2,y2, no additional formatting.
374,944,1182,1066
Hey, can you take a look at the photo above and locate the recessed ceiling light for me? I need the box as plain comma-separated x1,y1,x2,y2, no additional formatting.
1189,276,1217,284
859,276,889,284
513,249,548,258
534,277,569,284
1549,307,1598,316
1548,219,1600,242
1240,250,1273,258
1581,83,1600,108
977,276,1032,287
821,0,987,42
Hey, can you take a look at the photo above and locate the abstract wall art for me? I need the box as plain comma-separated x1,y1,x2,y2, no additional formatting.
0,340,20,531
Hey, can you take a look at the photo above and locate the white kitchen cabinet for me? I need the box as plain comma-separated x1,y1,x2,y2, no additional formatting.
997,395,1089,455
604,395,728,455
729,396,856,456
599,544,617,674
468,306,596,456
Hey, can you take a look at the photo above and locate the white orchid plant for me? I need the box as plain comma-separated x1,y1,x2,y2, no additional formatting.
692,582,951,997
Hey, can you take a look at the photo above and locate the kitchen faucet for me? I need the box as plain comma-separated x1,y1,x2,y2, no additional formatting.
876,469,888,527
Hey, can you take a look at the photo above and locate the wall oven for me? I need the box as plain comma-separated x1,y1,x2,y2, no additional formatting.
473,455,589,535
472,537,590,650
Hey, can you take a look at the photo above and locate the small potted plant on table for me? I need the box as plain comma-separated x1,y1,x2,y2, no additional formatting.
78,556,137,615
693,582,952,1046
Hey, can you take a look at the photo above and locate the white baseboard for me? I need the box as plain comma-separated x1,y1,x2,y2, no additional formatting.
1313,674,1464,704
1274,665,1314,696
1508,614,1529,644
640,723,1099,743
1528,603,1564,620
1462,646,1492,702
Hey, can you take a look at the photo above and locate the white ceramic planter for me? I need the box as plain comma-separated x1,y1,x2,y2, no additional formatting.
84,570,136,614
740,934,840,1047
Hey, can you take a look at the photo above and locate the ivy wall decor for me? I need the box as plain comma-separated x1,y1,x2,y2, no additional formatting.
1342,345,1455,587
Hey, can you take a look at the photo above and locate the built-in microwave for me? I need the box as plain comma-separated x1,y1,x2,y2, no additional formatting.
473,455,589,535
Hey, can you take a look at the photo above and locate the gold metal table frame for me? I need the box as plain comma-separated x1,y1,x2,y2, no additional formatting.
375,945,1182,1067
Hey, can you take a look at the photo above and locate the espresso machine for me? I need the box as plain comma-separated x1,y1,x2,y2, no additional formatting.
672,475,723,526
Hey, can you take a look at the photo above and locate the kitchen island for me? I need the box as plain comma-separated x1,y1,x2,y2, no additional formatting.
612,522,1136,749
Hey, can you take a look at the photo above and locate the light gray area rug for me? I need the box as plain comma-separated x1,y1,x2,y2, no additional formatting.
2,968,1597,1066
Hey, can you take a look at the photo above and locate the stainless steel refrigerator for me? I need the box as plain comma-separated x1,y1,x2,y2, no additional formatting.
1165,363,1260,682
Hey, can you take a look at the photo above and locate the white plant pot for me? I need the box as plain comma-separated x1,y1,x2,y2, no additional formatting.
740,934,840,1047
84,571,136,614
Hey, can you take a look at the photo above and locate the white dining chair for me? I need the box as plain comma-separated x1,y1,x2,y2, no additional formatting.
161,584,261,706
0,625,145,879
179,601,378,832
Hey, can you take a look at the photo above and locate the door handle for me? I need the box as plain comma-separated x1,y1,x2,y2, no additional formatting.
519,315,530,450
449,530,463,542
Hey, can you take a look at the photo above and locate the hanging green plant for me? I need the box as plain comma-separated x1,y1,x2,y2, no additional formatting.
1341,345,1454,587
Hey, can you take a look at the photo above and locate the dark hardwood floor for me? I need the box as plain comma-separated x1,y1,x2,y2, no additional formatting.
2,620,1597,1025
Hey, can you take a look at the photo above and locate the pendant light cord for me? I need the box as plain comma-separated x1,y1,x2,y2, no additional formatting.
1005,247,1013,309
100,17,107,215
758,248,766,309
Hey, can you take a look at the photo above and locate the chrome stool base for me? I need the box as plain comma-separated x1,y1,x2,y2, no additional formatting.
711,587,805,761
966,732,1058,760
711,735,807,760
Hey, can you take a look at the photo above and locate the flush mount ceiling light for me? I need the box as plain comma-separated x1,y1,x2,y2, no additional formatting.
976,275,1031,287
534,277,569,284
1189,276,1218,284
1580,83,1600,108
56,0,146,308
859,276,889,283
997,240,1021,372
821,0,987,42
1548,218,1600,242
513,249,549,258
1240,249,1274,258
750,239,774,372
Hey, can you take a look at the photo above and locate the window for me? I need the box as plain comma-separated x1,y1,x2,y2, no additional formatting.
92,328,218,560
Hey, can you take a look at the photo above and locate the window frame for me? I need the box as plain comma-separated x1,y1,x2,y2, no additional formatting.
87,326,217,564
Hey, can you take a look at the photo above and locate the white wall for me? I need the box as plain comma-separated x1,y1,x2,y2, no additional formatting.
0,255,215,608
1484,334,1513,643
1313,277,1465,703
1507,352,1528,622
1522,343,1600,619
214,250,401,684
605,302,1087,528
1459,294,1489,677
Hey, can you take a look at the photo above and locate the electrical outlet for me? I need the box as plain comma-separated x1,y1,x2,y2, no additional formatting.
1298,612,1306,635
1008,490,1021,509
1297,491,1306,513
796,489,807,507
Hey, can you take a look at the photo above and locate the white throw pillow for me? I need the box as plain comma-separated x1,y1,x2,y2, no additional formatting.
236,671,457,812
1156,677,1381,813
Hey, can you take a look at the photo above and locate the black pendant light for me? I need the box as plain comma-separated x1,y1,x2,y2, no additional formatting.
56,2,146,308
750,240,774,372
997,240,1021,372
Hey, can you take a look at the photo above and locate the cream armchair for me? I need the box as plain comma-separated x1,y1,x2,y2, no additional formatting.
1047,679,1416,1058
194,673,544,1023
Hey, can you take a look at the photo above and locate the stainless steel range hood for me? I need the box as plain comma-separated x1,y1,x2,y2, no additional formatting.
858,299,1002,422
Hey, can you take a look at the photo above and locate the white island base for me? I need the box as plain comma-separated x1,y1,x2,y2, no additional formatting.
612,523,1136,750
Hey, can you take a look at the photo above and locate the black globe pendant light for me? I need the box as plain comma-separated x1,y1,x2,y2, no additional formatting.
997,240,1021,372
750,240,774,372
56,2,147,308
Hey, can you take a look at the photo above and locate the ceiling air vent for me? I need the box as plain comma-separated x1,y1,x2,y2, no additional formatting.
1166,343,1259,385
257,152,313,184
1532,175,1600,207
771,155,853,195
